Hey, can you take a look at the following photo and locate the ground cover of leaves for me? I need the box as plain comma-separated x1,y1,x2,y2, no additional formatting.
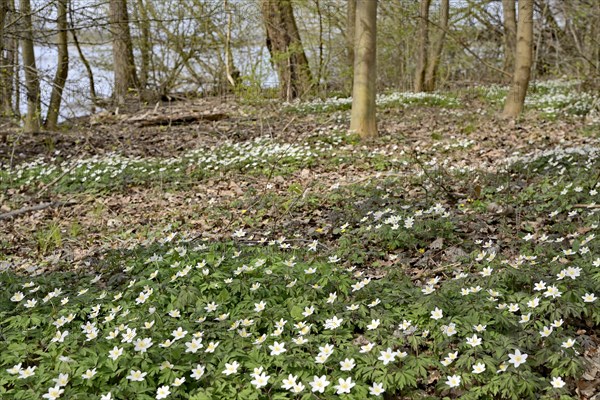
1,83,600,400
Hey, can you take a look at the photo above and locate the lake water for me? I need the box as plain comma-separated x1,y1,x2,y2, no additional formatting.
25,44,277,122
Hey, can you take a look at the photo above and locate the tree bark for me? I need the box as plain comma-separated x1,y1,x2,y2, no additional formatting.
261,0,312,101
69,1,96,112
134,0,150,91
0,0,17,116
346,0,356,91
423,0,449,92
503,0,534,118
45,0,69,130
109,0,138,103
350,0,377,139
414,0,431,92
502,0,517,77
19,0,41,132
224,0,239,88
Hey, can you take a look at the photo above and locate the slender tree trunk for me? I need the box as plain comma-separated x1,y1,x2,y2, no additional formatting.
503,0,534,118
45,0,69,130
109,0,138,103
134,0,150,91
0,0,16,116
69,4,96,112
261,0,312,101
414,0,431,92
224,0,239,88
346,0,356,91
350,0,377,139
423,0,449,92
19,0,41,132
502,0,517,78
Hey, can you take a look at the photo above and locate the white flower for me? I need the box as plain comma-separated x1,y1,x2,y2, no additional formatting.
326,292,337,303
527,297,540,308
324,316,343,330
18,366,36,379
100,394,112,400
544,286,562,298
430,307,443,320
205,341,219,353
334,377,356,394
134,337,153,353
472,362,486,374
582,293,597,303
155,385,171,399
51,330,69,343
251,372,270,389
42,386,64,400
191,364,205,380
445,374,461,388
466,334,482,347
378,348,398,365
302,306,315,317
309,375,331,393
269,341,286,356
126,370,147,382
172,327,188,340
369,382,385,396
108,346,123,361
254,301,266,312
561,338,576,349
185,338,204,353
81,368,97,380
223,361,240,375
551,319,564,328
11,291,25,302
360,342,375,353
173,377,185,387
339,358,356,371
539,326,553,337
519,313,531,323
367,319,381,330
508,349,528,368
282,374,298,390
550,376,566,388
53,373,69,387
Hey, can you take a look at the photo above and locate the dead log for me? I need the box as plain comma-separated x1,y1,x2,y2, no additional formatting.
131,112,228,127
0,201,77,221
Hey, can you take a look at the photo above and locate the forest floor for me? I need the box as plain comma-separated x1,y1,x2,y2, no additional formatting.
1,82,599,399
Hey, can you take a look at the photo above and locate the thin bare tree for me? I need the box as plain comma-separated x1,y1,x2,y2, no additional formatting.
503,0,534,118
45,0,69,130
261,0,312,100
350,0,377,139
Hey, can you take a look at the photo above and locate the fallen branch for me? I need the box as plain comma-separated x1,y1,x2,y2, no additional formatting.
573,204,600,209
131,112,228,127
0,201,77,221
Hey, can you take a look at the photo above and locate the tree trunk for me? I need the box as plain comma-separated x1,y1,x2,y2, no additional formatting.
45,0,69,130
414,0,431,92
502,0,534,118
350,0,377,139
109,0,138,103
423,0,449,92
134,0,150,91
224,0,239,88
0,0,17,116
69,1,96,112
19,0,41,132
261,0,312,101
502,0,517,77
346,0,356,91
